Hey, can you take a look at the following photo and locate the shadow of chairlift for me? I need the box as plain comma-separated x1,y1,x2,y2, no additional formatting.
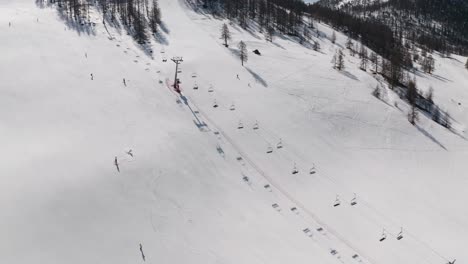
193,82,198,90
397,227,404,240
333,195,341,207
276,138,283,149
213,100,218,108
229,103,235,111
253,121,259,130
242,175,249,182
237,121,244,129
272,203,280,211
350,193,357,206
379,229,387,242
292,163,299,174
208,85,214,93
309,164,316,175
266,145,273,154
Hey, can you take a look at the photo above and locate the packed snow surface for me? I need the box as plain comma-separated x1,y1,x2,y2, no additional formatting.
1,0,468,264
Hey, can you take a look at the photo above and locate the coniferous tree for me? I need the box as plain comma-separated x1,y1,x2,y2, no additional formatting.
313,41,320,51
238,41,248,66
265,25,275,42
370,52,379,73
407,79,418,106
333,49,345,70
422,54,435,74
345,37,353,49
133,10,148,44
408,105,419,125
148,0,161,33
220,23,231,47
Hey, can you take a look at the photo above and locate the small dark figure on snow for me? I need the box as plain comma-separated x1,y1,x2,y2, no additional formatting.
85,52,87,58
123,78,127,86
114,156,119,172
139,243,146,261
126,149,133,157
236,74,240,80
90,73,94,80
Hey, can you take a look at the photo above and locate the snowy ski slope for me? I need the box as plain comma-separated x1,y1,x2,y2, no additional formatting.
1,0,468,264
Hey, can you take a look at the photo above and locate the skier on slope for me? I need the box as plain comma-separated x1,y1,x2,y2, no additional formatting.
123,78,126,86
114,157,120,172
139,243,146,261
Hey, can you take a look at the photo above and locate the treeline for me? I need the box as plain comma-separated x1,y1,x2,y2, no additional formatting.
37,0,162,44
308,5,396,59
324,0,468,55
199,0,308,36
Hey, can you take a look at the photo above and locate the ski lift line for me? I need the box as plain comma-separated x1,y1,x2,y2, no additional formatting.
193,86,446,264
186,81,383,261
182,75,448,263
186,80,437,264
182,96,376,264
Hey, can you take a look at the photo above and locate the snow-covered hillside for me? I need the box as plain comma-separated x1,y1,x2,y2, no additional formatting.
1,0,468,264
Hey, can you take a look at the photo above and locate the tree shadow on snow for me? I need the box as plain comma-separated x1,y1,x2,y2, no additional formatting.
55,8,97,36
338,70,359,81
246,67,268,87
415,124,447,150
153,22,170,46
